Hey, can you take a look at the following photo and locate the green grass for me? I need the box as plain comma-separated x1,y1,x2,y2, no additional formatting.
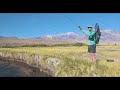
0,42,87,48
0,45,120,77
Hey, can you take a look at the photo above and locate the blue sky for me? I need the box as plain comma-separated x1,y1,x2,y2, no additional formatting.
0,13,120,38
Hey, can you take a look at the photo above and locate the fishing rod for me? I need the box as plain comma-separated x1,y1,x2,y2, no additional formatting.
64,15,101,44
64,15,83,31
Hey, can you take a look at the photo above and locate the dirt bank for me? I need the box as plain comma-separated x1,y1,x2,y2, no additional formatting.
0,51,60,77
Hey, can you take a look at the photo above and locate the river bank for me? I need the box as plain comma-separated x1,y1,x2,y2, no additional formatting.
1,46,120,77
0,51,60,77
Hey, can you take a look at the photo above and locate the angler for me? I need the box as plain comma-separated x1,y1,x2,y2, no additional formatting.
78,24,101,64
65,15,101,64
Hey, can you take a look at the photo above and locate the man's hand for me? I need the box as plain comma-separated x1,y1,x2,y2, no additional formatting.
78,26,80,28
78,26,82,30
78,25,85,33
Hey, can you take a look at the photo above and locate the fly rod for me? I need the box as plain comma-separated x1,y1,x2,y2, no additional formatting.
64,15,83,31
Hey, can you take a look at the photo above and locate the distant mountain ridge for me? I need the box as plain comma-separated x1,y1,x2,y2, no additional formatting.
34,30,120,42
0,30,120,45
0,36,18,39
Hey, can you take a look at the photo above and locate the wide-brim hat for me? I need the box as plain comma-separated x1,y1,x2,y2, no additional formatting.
87,25,92,28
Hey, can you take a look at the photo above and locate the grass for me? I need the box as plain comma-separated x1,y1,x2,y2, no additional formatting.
0,45,120,77
0,42,87,48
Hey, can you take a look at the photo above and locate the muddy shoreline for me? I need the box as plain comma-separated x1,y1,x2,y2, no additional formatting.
0,58,52,77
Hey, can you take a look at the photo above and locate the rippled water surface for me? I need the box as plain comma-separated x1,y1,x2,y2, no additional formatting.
0,60,51,77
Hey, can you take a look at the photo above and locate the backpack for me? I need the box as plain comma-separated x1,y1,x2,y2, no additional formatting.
95,23,101,44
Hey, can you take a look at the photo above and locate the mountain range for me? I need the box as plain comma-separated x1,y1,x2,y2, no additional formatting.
34,30,120,44
0,30,120,45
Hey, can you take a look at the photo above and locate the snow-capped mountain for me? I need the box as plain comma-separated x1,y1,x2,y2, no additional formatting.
34,30,120,44
0,30,120,45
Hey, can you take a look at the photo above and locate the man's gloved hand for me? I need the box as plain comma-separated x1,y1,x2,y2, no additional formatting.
78,26,80,28
78,26,82,30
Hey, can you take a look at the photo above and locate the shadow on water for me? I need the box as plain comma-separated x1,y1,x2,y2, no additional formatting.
0,59,52,77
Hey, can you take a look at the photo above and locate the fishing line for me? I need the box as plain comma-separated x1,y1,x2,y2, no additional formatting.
64,15,83,31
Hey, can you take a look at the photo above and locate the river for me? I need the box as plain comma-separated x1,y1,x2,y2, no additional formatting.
0,59,51,77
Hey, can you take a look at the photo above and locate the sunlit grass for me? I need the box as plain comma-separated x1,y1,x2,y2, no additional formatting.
0,46,87,56
0,45,120,77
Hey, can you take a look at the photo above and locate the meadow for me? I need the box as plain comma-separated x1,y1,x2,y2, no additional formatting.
0,45,120,77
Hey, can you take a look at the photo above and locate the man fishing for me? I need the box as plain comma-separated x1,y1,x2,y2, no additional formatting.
65,16,101,64
78,25,97,64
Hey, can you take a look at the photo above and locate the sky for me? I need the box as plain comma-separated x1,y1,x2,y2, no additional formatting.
0,13,120,38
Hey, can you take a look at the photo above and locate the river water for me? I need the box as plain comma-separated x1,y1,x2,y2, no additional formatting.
0,59,51,77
